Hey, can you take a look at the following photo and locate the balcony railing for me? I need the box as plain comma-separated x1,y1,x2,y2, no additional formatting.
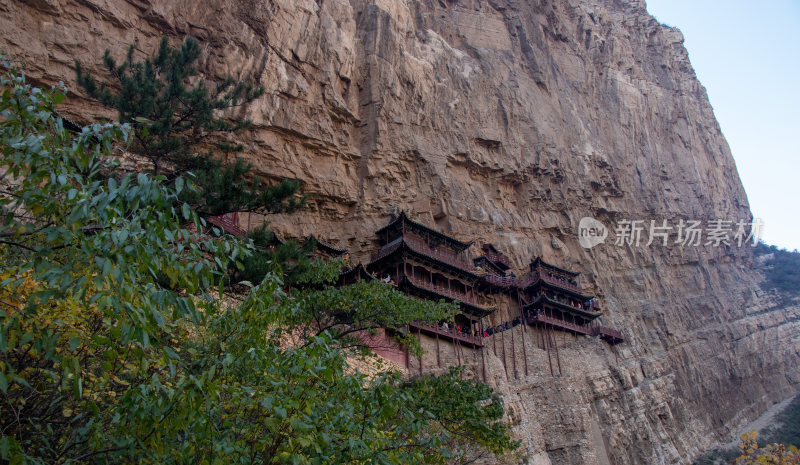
408,321,483,347
524,295,601,319
406,275,487,307
525,312,592,336
591,326,623,342
402,235,477,273
484,250,511,268
482,274,518,289
538,273,583,294
483,273,585,297
371,235,477,274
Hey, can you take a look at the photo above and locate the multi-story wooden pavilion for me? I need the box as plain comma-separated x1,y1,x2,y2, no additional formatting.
519,257,602,336
473,243,512,276
366,212,495,348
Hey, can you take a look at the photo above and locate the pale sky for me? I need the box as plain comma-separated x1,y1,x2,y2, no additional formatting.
644,0,800,251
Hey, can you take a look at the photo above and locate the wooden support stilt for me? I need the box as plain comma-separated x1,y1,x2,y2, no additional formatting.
473,331,478,364
545,324,554,377
492,320,498,356
511,324,517,379
553,326,562,376
521,317,529,377
480,319,487,382
501,325,508,379
539,322,545,350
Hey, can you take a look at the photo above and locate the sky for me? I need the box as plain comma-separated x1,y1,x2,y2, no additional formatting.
644,0,800,251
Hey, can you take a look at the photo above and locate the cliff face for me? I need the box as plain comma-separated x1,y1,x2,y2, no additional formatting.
3,0,799,463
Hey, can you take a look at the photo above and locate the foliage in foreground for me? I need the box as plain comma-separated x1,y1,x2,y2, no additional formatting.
0,60,517,464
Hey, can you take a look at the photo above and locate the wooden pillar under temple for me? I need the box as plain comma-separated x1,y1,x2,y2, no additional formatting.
545,324,554,377
480,319,487,382
472,319,478,363
520,305,529,377
553,326,562,376
500,324,508,379
492,320,498,355
512,323,518,379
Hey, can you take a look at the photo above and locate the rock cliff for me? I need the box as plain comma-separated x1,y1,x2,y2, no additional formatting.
2,0,799,463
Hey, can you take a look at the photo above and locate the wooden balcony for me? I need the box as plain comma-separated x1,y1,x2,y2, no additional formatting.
483,249,511,269
408,321,483,348
401,276,496,317
370,235,477,275
591,326,624,344
482,274,518,289
523,295,601,320
525,313,592,336
402,235,477,272
520,272,584,295
405,275,482,306
539,274,583,294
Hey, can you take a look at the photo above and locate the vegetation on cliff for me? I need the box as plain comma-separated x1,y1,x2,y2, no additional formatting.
755,243,800,300
74,36,303,218
0,59,517,463
76,36,336,291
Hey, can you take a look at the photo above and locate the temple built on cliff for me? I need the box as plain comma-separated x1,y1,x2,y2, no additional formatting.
348,212,623,378
219,210,623,378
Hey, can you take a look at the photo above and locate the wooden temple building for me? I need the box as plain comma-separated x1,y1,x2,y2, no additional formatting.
520,257,601,336
361,212,624,377
366,211,493,349
218,210,624,377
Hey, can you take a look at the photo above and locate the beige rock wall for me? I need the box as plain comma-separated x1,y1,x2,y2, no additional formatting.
2,0,799,463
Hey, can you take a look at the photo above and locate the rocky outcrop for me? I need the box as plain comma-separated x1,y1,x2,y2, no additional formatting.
2,0,798,463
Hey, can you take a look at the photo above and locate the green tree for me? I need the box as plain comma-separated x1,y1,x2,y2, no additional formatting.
233,226,322,288
1,60,517,464
75,36,303,217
